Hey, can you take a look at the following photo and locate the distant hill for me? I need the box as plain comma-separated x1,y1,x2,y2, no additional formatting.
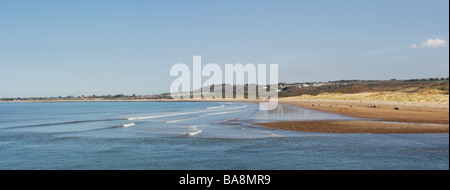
2,78,448,101
279,78,449,97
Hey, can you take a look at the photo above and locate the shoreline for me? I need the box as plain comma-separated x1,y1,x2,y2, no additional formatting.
2,98,449,134
0,99,263,103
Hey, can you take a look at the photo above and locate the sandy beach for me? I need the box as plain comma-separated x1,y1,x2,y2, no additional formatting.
280,99,449,124
256,98,449,134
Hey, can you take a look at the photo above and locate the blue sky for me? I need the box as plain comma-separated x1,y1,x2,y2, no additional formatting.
0,0,448,97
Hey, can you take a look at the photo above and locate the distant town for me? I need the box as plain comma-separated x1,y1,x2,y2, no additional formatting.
1,77,448,101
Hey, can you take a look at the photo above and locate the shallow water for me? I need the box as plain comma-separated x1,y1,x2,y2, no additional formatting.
0,102,448,169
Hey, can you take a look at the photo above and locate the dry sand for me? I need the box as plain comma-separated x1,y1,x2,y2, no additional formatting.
280,99,449,124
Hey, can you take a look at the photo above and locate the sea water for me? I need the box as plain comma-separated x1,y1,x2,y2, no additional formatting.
0,102,448,169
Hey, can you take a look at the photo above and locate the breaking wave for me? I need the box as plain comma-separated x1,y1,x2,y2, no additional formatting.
121,123,135,127
185,124,209,136
207,105,225,109
2,118,127,130
127,105,247,121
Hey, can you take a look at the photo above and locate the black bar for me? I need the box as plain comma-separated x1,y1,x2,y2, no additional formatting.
0,170,448,188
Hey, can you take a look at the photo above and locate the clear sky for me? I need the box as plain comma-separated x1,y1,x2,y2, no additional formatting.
0,0,448,97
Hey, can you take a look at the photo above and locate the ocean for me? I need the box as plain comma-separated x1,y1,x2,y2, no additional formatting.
0,102,448,170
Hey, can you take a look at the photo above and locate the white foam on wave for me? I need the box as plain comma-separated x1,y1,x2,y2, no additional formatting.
166,116,203,123
185,124,209,136
207,105,225,109
121,123,135,127
128,105,247,121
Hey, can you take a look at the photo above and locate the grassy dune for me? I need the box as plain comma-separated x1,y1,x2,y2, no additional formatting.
283,91,449,104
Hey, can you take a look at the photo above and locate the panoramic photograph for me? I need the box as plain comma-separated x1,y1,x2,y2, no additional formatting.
0,0,448,185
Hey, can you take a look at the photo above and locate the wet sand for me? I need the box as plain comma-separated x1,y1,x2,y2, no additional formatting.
256,99,449,134
255,120,449,134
